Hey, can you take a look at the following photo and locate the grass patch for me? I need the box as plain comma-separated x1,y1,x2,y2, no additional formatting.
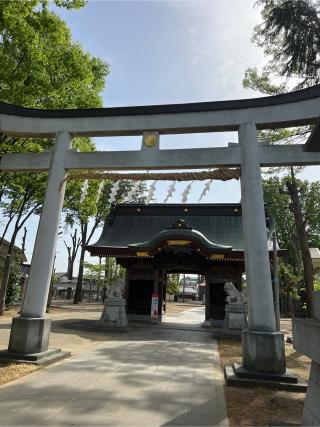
0,362,39,387
218,339,308,426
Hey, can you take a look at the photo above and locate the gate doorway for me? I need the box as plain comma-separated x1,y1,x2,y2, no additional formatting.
163,272,206,328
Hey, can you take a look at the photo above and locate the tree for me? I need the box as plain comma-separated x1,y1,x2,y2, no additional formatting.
244,0,320,317
5,254,23,310
0,0,109,314
0,172,45,315
64,178,146,304
64,228,81,280
263,175,320,317
104,257,126,288
285,169,318,317
83,259,125,301
0,1,108,110
166,274,180,296
253,0,320,87
83,261,105,301
278,261,302,317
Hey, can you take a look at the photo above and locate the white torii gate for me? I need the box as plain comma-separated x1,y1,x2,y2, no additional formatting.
1,85,320,375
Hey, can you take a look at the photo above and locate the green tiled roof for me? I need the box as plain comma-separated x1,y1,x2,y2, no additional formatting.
88,204,249,252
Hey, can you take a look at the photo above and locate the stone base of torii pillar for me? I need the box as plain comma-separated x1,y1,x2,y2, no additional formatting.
224,329,307,392
0,317,70,365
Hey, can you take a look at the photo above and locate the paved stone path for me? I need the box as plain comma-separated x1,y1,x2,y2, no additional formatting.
0,310,228,426
164,305,205,328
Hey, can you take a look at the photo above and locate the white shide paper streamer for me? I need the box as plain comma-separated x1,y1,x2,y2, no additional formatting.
108,180,121,204
123,181,141,203
79,180,89,204
181,182,193,204
198,179,213,203
164,181,176,203
145,181,157,204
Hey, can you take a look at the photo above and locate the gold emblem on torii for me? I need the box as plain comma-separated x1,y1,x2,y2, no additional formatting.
143,132,159,148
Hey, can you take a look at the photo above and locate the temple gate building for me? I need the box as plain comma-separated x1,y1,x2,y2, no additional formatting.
87,203,276,324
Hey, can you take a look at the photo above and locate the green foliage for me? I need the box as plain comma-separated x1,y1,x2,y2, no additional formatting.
83,261,105,281
5,256,23,309
313,276,320,292
51,0,87,9
278,261,301,299
0,0,109,310
243,67,287,95
166,274,180,295
0,1,108,109
0,0,109,224
263,176,320,269
254,0,320,87
246,1,320,316
0,0,109,207
84,259,125,288
104,258,125,286
64,178,146,237
66,177,146,304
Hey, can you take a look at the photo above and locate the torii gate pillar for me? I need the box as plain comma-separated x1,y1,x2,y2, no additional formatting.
239,122,285,374
5,131,72,362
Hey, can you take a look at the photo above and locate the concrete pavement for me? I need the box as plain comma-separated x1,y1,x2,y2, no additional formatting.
163,305,205,328
0,307,228,426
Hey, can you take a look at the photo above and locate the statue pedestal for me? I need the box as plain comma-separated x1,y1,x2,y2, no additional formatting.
100,298,128,329
223,304,248,336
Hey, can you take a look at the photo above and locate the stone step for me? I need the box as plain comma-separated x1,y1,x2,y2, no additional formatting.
224,364,308,392
0,348,71,366
233,363,299,384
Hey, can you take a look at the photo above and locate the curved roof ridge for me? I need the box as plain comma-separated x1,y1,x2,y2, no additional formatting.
129,228,233,252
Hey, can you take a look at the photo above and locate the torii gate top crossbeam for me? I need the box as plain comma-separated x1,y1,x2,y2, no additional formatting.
1,85,320,138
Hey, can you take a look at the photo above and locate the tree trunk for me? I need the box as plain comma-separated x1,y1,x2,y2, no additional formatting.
291,234,303,275
65,229,80,281
97,280,100,302
286,169,314,318
46,274,54,311
66,258,72,281
272,231,281,330
0,230,18,315
289,295,295,319
21,227,27,256
73,223,87,304
65,245,72,280
69,229,80,280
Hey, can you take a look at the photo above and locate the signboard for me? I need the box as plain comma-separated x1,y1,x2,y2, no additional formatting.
151,293,159,320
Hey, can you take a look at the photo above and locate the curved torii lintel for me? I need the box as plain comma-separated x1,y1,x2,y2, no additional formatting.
1,85,320,137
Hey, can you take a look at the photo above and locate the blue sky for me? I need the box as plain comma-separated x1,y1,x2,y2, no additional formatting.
2,1,319,272
56,0,264,210
57,1,263,106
